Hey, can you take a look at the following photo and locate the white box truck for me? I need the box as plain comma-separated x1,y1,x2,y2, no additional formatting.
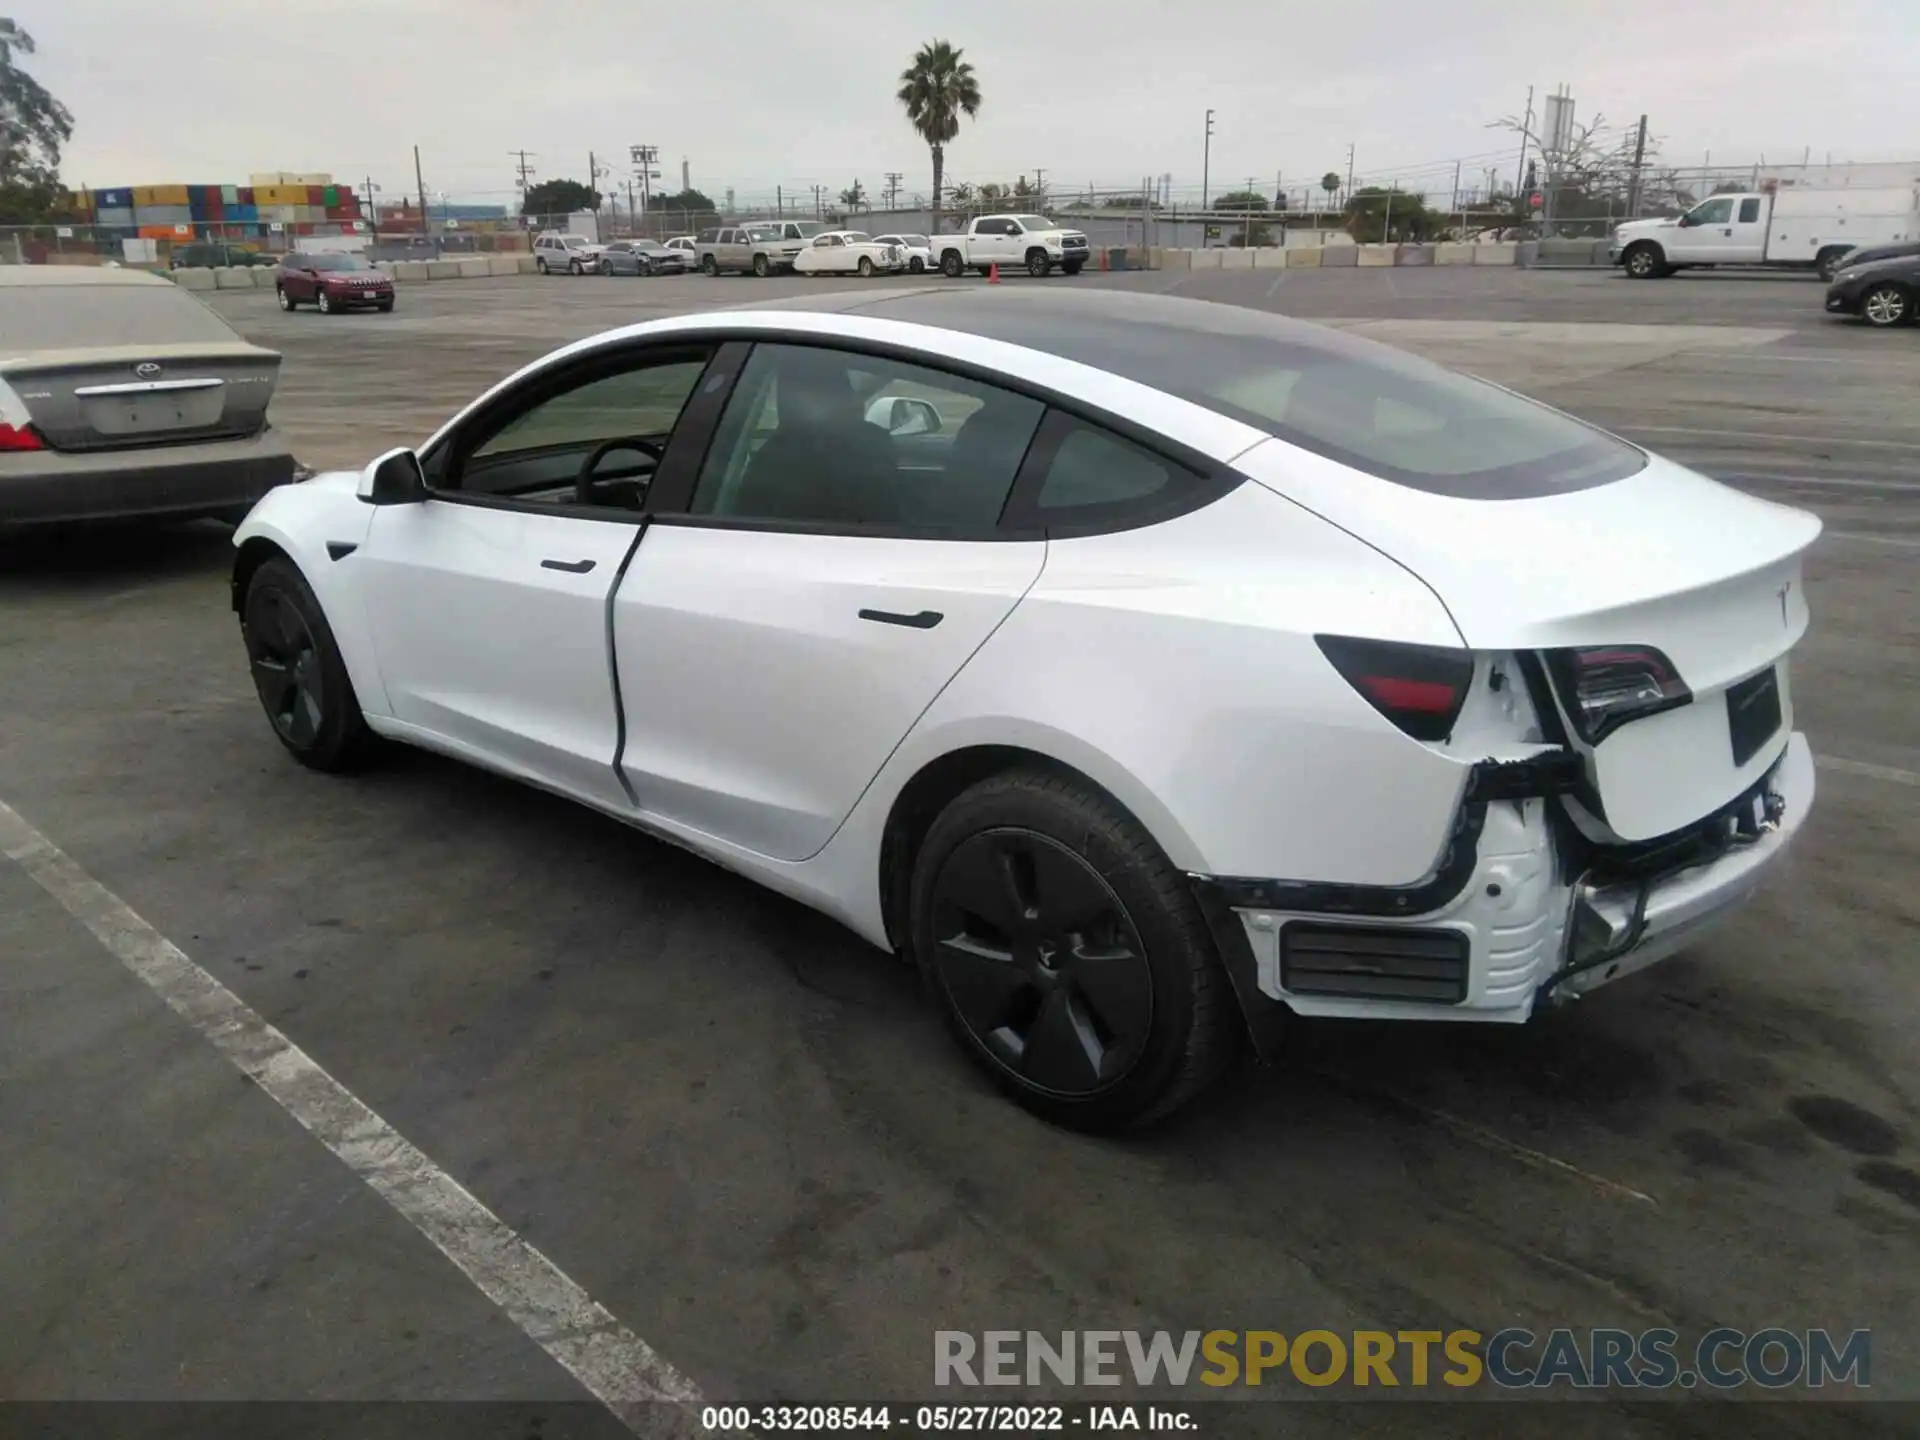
1611,180,1920,280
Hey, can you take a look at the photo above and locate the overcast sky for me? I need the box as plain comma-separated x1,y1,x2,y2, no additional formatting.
19,0,1919,208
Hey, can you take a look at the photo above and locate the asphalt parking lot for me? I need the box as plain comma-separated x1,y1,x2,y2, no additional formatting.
2,264,1916,1435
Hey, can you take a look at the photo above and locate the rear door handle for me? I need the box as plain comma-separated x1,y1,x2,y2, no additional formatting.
541,558,596,573
859,608,943,629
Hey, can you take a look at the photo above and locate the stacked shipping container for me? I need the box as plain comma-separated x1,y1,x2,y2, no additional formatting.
55,173,363,242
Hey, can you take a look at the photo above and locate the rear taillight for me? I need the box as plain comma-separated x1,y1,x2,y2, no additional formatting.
1316,635,1474,742
0,421,44,452
1543,645,1691,744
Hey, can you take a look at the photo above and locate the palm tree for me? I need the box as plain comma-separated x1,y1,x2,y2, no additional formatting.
1320,171,1341,208
897,40,981,237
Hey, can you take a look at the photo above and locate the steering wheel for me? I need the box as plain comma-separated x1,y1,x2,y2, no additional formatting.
575,435,665,507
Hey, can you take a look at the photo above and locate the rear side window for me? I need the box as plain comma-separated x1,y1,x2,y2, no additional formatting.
0,283,240,347
1738,197,1762,223
1037,422,1188,511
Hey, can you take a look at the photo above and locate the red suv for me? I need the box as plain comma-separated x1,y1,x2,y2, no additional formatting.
275,252,395,314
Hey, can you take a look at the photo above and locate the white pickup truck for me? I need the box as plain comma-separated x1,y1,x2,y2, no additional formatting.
934,213,1093,278
1611,184,1920,281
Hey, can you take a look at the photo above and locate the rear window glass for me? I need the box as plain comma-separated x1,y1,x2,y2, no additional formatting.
0,283,240,348
872,292,1645,499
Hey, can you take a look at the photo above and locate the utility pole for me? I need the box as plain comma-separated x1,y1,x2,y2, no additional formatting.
1512,85,1535,199
628,145,660,225
362,177,380,241
884,171,903,210
1202,109,1215,209
1451,159,1462,233
413,145,429,238
775,184,783,217
1033,166,1046,204
1626,113,1649,218
1345,143,1355,204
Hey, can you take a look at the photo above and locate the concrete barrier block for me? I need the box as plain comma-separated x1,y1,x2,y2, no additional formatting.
1515,240,1541,267
1473,242,1519,266
1319,244,1358,267
1435,243,1476,266
455,256,491,279
1253,247,1288,269
1220,247,1254,269
392,261,430,282
172,267,217,291
1188,248,1223,269
1285,246,1323,269
1395,244,1435,267
424,260,460,280
252,267,280,287
1591,240,1615,266
516,255,539,275
1357,244,1396,267
1158,248,1191,271
487,255,520,277
213,266,254,289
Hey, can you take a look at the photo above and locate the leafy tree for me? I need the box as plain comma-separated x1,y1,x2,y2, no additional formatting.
521,178,600,217
897,39,980,239
838,178,867,211
1320,171,1341,206
649,187,717,221
1212,189,1268,211
1345,186,1438,243
0,18,74,224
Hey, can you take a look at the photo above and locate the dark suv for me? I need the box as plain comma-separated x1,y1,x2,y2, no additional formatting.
275,252,395,314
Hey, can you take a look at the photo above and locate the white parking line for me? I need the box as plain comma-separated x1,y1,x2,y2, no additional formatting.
0,798,700,1432
1816,755,1920,787
1825,532,1920,550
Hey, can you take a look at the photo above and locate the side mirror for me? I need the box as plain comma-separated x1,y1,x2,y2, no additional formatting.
891,400,940,436
357,447,427,506
1676,215,1694,228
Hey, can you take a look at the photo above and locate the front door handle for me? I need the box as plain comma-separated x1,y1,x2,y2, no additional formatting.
859,608,943,629
541,557,596,573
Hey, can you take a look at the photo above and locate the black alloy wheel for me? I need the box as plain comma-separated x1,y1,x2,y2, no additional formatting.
912,769,1236,1130
929,828,1155,1098
242,558,373,771
1026,249,1051,278
247,585,324,750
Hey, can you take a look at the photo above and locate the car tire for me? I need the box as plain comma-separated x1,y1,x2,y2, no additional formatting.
569,259,584,276
276,286,295,311
1026,248,1052,278
858,255,875,277
909,257,925,274
242,557,376,773
909,768,1237,1132
1861,282,1913,327
1622,242,1667,279
537,258,549,274
702,254,719,276
1816,247,1851,283
1063,261,1084,276
639,258,653,277
940,250,965,278
752,253,771,278
376,301,394,313
316,289,334,314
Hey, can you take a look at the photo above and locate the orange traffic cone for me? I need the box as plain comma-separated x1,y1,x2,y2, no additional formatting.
987,262,1001,284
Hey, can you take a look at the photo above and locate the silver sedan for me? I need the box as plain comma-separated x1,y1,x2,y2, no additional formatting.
599,240,687,277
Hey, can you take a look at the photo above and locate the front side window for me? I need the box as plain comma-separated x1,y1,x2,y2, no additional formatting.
746,225,781,242
448,354,712,509
687,343,1044,531
1688,198,1734,226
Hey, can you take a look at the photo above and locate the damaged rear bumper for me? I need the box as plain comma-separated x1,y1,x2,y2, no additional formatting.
1190,735,1814,1057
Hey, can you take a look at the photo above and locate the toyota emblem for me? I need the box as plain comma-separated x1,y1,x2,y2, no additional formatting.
135,362,163,379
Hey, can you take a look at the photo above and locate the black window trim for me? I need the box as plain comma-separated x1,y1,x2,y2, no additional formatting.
638,330,1244,543
416,338,738,525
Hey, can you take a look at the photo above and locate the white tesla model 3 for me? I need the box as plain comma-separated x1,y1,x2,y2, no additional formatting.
231,288,1820,1130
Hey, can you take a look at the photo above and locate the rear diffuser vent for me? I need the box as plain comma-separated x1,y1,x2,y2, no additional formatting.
1280,923,1469,1005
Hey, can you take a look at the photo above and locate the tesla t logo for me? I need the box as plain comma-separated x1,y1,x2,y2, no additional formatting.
134,362,163,379
1778,582,1792,626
